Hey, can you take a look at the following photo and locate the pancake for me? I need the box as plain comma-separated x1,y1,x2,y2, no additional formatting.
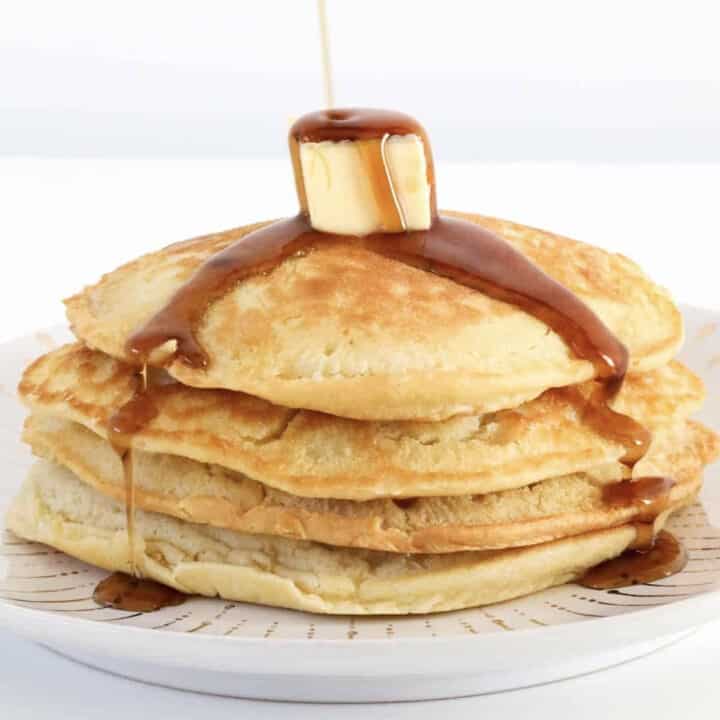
65,211,683,421
19,344,704,500
7,460,691,615
24,415,716,553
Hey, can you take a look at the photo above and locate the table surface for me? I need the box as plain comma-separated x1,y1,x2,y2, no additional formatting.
1,159,719,717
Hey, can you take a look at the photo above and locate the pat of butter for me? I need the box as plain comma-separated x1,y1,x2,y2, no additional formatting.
299,134,432,236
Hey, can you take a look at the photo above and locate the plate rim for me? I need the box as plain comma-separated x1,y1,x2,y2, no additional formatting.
2,585,720,675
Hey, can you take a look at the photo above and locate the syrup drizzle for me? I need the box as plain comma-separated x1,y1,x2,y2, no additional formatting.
579,530,687,589
98,368,187,611
574,477,684,588
100,108,682,604
316,0,334,109
93,572,185,612
602,476,675,523
107,367,158,576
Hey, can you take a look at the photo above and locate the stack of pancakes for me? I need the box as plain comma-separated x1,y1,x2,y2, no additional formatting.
8,211,719,614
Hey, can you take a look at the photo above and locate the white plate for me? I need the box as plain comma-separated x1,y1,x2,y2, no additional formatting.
1,307,720,702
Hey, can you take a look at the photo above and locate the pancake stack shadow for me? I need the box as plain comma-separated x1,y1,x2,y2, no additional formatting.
6,212,720,614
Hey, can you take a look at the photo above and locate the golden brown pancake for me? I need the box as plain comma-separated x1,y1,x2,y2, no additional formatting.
65,211,683,421
7,461,693,615
19,344,705,499
24,415,717,553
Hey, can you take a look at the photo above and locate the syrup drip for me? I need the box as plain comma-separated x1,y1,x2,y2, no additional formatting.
602,476,675,522
108,368,160,439
316,0,334,109
358,135,406,232
93,572,185,612
95,368,186,611
631,522,658,551
574,476,683,589
579,530,687,589
107,366,159,577
111,107,683,597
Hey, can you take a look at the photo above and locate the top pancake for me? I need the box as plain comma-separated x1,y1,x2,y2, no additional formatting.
65,211,683,421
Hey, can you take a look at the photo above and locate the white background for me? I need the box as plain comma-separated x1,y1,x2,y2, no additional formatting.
2,0,720,161
1,0,720,716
